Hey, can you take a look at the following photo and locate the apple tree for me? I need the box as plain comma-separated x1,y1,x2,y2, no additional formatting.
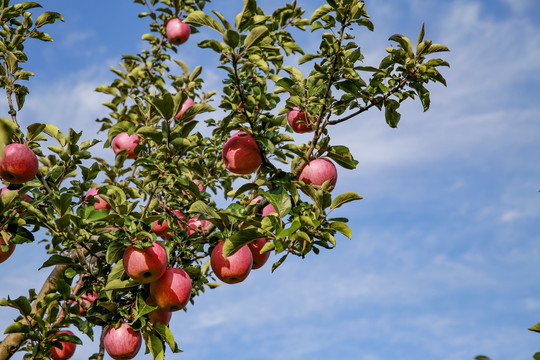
0,0,450,359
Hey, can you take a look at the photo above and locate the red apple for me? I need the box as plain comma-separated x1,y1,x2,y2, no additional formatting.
84,187,110,210
149,268,192,312
287,107,315,133
76,291,98,316
50,330,76,360
151,210,185,239
210,240,253,284
248,238,270,270
166,18,190,45
0,143,39,184
0,237,15,264
112,133,142,160
175,97,195,121
145,297,172,325
122,242,168,284
103,322,142,360
298,158,338,192
262,203,276,216
186,215,212,236
222,131,262,175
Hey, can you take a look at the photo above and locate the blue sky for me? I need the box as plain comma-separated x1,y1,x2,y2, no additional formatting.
1,0,540,359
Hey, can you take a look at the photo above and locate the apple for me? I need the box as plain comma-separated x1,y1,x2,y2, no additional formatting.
112,133,142,159
166,18,190,45
151,209,185,239
84,187,110,210
0,237,15,264
103,321,142,360
145,297,172,325
76,291,98,316
262,203,276,216
287,107,315,133
0,143,39,184
248,238,270,270
149,268,192,312
222,131,262,175
122,242,168,284
50,330,76,360
210,240,253,284
175,97,195,121
186,215,212,236
298,158,338,192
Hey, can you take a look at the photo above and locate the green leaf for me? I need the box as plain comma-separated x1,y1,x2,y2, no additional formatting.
529,322,540,333
223,29,240,48
330,192,362,210
243,26,269,51
153,322,180,353
417,22,425,45
310,4,333,24
223,229,265,257
261,187,291,218
106,242,125,265
104,279,139,291
34,11,64,28
146,333,165,360
39,255,75,270
4,322,30,334
330,222,352,239
189,200,218,219
184,11,224,34
424,43,450,55
272,254,288,272
389,34,414,59
384,99,401,128
298,53,318,65
235,0,257,31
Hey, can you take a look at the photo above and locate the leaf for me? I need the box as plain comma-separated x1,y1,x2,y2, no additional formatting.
34,11,64,28
184,11,224,34
389,34,414,59
39,255,75,270
330,222,352,239
223,229,265,257
235,0,257,31
189,200,218,219
153,323,180,353
330,192,362,210
146,333,165,360
310,4,333,24
104,279,139,291
4,322,30,334
298,53,318,65
261,187,291,218
106,242,125,265
417,22,425,45
424,43,450,55
223,29,240,48
529,322,540,333
384,99,401,128
243,26,269,51
272,254,288,272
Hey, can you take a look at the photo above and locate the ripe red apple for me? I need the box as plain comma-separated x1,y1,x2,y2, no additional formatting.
186,215,212,236
149,268,192,312
103,322,142,360
0,143,39,184
0,237,15,264
210,240,253,284
287,107,315,133
151,209,185,239
84,187,110,210
122,242,168,284
222,131,262,175
112,133,142,159
248,238,270,270
298,158,338,192
166,18,191,45
175,97,195,121
50,330,76,360
76,291,98,316
262,203,276,216
145,297,172,325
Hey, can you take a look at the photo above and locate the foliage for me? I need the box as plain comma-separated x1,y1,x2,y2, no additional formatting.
0,0,450,359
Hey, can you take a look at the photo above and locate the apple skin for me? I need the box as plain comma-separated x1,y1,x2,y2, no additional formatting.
85,187,111,210
298,158,338,192
145,297,172,325
103,322,142,360
0,237,15,264
0,143,39,184
186,215,212,236
122,242,168,284
50,330,76,360
175,97,195,121
166,18,191,45
210,240,253,284
112,133,142,159
287,107,315,133
76,291,98,316
151,209,185,239
149,268,192,312
222,131,262,175
248,238,270,270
